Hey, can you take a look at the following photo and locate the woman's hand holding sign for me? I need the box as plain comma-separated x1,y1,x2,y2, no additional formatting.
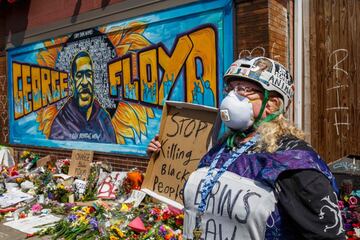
146,134,161,156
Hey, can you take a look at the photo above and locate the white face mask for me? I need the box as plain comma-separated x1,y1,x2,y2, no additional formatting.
219,90,255,131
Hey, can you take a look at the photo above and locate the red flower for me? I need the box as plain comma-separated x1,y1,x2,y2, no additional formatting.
9,166,18,176
162,212,170,220
175,217,183,226
89,206,96,213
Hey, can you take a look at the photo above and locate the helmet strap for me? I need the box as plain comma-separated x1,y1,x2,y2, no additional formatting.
253,89,269,125
226,130,247,149
253,110,282,129
253,89,283,128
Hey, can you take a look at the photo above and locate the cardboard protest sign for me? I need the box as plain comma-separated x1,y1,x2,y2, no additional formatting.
182,168,277,239
142,101,218,209
97,172,127,199
36,155,52,167
68,150,94,180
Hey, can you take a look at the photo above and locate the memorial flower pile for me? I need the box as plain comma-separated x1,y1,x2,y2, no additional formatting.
37,200,183,240
339,190,360,239
1,150,185,239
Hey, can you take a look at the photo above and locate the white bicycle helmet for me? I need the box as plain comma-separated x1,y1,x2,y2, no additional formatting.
224,57,294,111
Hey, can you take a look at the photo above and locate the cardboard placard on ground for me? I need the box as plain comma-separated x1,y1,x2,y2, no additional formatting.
68,150,94,180
142,101,218,209
36,155,52,167
0,191,34,208
3,214,61,234
124,190,147,207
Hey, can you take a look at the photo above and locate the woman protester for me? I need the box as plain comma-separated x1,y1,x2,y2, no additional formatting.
147,57,345,240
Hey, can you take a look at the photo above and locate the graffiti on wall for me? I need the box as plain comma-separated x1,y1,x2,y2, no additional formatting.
8,0,233,155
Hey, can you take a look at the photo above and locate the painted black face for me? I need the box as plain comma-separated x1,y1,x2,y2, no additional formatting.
73,55,94,109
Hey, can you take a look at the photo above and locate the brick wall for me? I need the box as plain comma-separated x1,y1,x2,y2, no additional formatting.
3,0,126,35
235,0,270,59
235,0,290,68
268,0,289,67
0,57,8,144
0,7,5,54
2,0,293,172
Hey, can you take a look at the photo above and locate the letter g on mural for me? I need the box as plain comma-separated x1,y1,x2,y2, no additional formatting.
7,0,234,155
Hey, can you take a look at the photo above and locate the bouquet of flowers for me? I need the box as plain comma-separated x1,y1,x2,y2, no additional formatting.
43,201,75,216
19,151,32,162
120,169,144,195
48,183,73,203
81,163,102,201
32,169,54,194
38,203,108,240
19,151,40,171
56,159,71,174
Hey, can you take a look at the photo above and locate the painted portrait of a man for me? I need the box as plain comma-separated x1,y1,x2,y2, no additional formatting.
49,51,116,143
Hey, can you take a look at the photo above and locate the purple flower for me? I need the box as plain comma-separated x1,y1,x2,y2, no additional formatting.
89,218,98,230
47,192,54,200
68,214,77,222
65,203,75,209
344,223,352,230
158,225,166,237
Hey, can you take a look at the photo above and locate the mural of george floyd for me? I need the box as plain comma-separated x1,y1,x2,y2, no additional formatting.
6,0,234,157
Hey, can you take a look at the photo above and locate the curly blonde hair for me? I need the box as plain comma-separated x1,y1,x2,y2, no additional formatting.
254,114,305,153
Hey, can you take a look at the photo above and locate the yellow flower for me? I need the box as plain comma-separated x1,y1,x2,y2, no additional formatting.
110,235,119,240
71,206,79,211
83,207,91,215
15,178,24,184
76,212,84,218
20,151,31,159
119,203,129,212
78,216,88,224
111,226,125,237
